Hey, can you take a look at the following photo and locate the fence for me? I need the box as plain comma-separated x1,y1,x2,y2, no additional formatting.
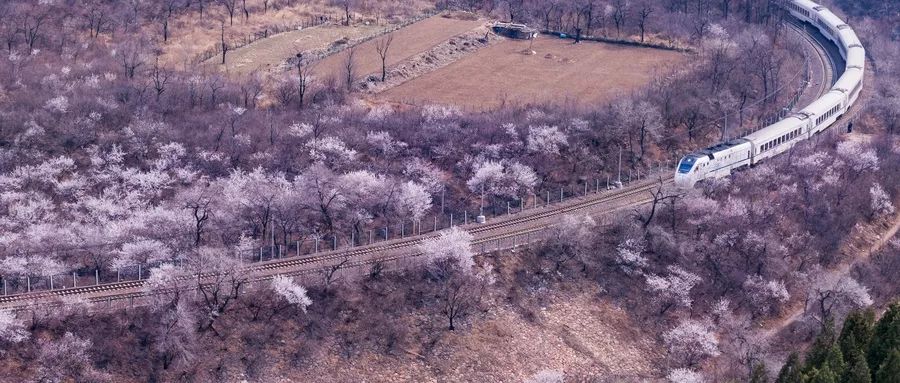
196,9,442,68
192,14,333,65
0,166,674,299
541,29,692,53
300,10,441,65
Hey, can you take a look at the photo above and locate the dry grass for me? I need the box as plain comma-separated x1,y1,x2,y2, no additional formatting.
158,0,433,70
311,15,485,84
377,36,689,111
266,286,662,383
203,23,385,76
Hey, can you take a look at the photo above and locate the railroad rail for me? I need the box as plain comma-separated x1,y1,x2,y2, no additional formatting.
0,176,669,311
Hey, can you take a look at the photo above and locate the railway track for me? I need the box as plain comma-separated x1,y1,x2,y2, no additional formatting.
0,13,847,312
787,20,834,105
0,175,670,310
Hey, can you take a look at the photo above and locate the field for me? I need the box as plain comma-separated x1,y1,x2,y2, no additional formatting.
204,23,385,76
377,36,689,110
311,15,485,83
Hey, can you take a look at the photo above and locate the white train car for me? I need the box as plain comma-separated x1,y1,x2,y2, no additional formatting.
675,140,753,183
801,91,846,134
675,0,865,187
784,0,818,23
744,115,810,163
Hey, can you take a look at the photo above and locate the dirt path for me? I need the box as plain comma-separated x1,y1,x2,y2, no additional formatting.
760,211,900,340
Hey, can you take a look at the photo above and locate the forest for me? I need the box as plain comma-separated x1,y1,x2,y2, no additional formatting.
0,0,897,382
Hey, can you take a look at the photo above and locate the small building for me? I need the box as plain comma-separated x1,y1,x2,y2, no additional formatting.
492,22,538,40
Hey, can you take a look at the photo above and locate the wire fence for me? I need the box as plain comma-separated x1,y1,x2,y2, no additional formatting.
192,14,333,65
0,166,672,298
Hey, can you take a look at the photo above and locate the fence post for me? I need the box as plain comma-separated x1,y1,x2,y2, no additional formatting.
50,275,53,290
27,276,30,293
138,264,142,280
560,188,564,202
95,270,99,285
73,272,77,288
297,241,300,257
450,214,454,227
315,238,319,253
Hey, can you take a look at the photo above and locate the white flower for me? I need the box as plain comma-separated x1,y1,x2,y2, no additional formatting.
287,122,313,138
271,275,313,312
44,96,69,113
667,368,705,383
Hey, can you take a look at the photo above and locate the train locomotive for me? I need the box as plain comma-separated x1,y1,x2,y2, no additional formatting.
675,0,865,187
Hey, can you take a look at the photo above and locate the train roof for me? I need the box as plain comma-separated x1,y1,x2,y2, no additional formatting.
794,0,820,11
695,139,751,158
833,69,864,93
744,116,806,143
817,9,847,29
800,91,845,116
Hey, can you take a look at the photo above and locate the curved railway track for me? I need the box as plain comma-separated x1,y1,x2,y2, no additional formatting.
0,176,670,310
0,12,855,312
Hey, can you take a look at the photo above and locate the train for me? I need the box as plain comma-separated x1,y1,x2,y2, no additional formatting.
674,0,865,187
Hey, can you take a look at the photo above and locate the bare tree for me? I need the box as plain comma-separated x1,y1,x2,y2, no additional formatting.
83,3,110,39
161,0,180,42
374,34,394,82
637,2,653,42
195,0,207,18
612,0,628,38
150,56,171,102
341,0,354,26
720,0,733,19
181,187,212,247
322,257,349,290
220,19,229,64
239,73,262,109
119,42,146,80
295,54,313,107
194,254,246,335
218,0,236,25
440,273,484,331
805,272,873,329
638,180,679,229
343,46,356,91
20,7,50,50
